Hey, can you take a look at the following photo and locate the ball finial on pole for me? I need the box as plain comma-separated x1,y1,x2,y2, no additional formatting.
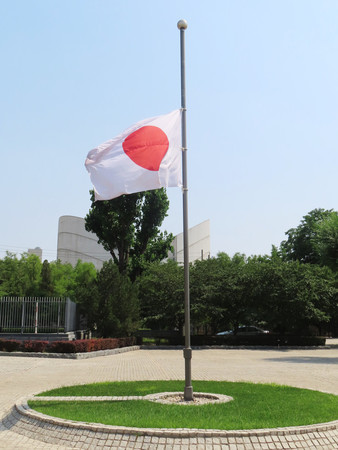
177,19,188,30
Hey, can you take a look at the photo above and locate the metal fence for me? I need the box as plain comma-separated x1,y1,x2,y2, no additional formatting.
0,297,76,334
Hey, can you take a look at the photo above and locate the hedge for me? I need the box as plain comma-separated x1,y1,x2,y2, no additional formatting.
0,337,136,353
191,334,326,346
0,334,325,352
136,334,326,347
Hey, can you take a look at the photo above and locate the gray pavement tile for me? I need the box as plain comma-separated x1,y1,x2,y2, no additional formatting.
1,346,338,449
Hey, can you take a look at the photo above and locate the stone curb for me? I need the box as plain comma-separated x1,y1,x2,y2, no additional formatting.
30,392,234,406
0,345,140,359
143,392,233,405
141,345,331,350
31,395,144,401
17,396,338,439
1,344,336,359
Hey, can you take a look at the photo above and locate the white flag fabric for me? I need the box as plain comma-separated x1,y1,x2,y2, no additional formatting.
85,109,182,200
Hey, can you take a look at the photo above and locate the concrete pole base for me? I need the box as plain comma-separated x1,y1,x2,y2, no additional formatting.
184,385,194,401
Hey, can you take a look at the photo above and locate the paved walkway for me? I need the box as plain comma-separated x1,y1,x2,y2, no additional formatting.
0,341,338,449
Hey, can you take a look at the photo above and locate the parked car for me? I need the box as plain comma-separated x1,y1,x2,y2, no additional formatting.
217,326,269,336
216,330,233,336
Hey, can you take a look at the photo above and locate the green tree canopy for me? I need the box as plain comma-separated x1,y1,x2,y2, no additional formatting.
138,252,337,336
312,211,338,271
0,252,42,296
279,208,337,268
190,253,262,335
85,189,173,279
95,260,140,337
39,260,53,296
49,260,76,297
0,254,99,301
138,260,184,332
72,261,98,330
249,255,334,334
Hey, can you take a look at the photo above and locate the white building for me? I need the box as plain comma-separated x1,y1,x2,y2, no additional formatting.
27,247,42,260
57,216,111,269
169,220,210,264
57,215,210,270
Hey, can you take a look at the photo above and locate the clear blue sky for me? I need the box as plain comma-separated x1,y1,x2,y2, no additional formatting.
1,0,337,261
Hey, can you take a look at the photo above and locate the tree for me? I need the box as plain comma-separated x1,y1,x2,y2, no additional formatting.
190,254,233,335
250,256,334,334
312,211,338,271
138,260,184,331
39,260,53,296
96,261,139,337
49,260,76,297
85,189,173,278
138,253,261,335
279,208,335,266
72,261,98,331
190,253,261,335
0,252,42,296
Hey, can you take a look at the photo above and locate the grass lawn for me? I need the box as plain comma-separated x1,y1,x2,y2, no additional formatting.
29,380,338,430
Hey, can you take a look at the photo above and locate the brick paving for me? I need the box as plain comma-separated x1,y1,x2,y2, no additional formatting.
0,341,338,449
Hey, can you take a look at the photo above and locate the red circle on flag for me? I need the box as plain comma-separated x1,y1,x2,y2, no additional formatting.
122,126,169,171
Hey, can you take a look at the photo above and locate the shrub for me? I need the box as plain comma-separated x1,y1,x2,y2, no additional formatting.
21,340,49,352
0,339,21,352
47,341,77,353
46,337,136,353
136,334,325,347
191,334,326,347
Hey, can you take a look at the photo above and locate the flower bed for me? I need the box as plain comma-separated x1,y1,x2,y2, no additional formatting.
0,337,136,353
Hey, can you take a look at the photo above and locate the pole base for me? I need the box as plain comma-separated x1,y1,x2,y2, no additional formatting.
184,385,194,401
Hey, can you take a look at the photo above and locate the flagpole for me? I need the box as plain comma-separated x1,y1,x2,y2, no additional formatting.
177,19,193,402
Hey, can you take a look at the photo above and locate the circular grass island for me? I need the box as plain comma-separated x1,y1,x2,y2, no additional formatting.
28,380,338,431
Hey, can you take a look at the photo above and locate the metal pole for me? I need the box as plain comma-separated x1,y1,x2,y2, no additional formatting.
21,299,25,334
57,299,61,334
177,19,193,401
35,299,38,334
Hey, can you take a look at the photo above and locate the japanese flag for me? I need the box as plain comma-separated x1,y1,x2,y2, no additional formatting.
85,109,182,200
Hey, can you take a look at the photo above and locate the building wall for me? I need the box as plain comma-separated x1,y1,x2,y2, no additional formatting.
57,216,111,270
57,216,210,269
169,219,210,264
27,247,42,260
